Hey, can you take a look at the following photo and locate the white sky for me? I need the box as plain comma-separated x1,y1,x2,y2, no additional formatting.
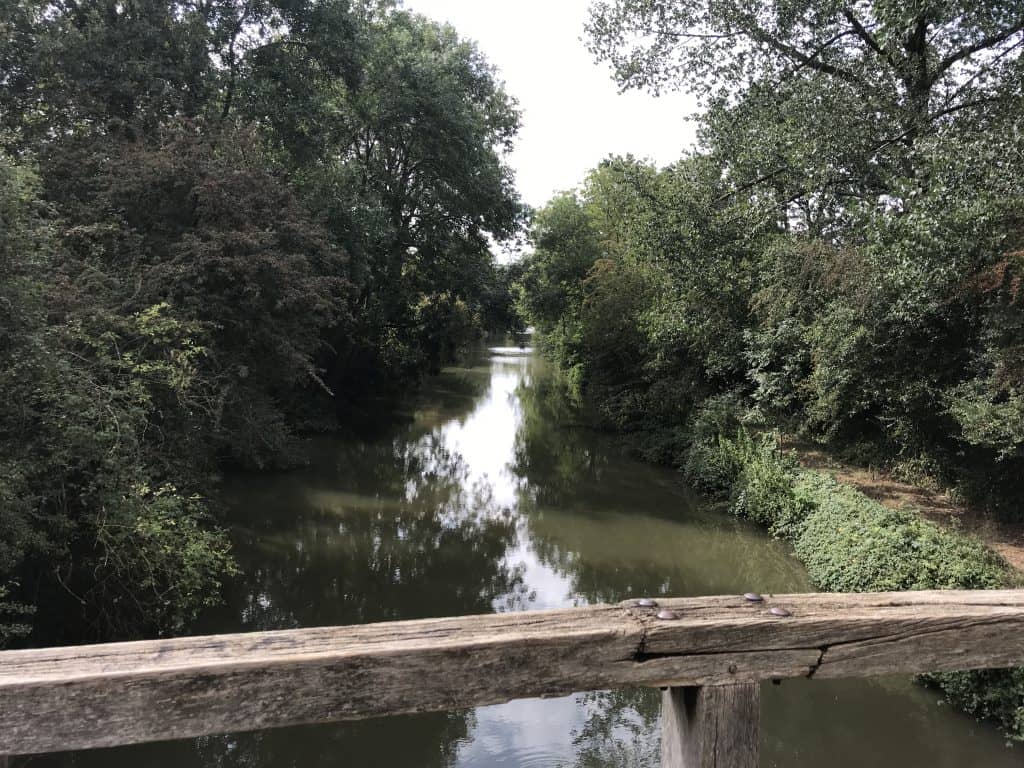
404,0,699,208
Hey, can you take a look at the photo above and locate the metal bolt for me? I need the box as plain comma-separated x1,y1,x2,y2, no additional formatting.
769,607,792,618
635,598,658,608
728,663,738,674
657,609,681,621
743,592,764,603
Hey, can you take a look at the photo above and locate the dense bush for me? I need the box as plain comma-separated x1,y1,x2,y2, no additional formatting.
0,0,524,645
686,428,1023,741
0,156,239,642
793,476,1006,592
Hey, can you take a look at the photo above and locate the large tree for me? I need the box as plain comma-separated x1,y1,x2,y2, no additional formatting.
244,5,524,387
0,0,524,644
587,1,1024,210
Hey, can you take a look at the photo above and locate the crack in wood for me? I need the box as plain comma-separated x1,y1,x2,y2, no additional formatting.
807,646,828,678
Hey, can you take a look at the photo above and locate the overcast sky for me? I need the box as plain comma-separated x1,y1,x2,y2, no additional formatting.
404,0,699,208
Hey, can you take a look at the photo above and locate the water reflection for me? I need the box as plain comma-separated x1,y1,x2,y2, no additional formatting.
22,347,1019,768
199,447,526,631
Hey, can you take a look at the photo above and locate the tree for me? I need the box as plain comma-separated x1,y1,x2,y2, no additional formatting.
243,4,525,388
0,0,525,643
60,124,351,467
587,1,1024,211
519,193,603,333
519,156,769,437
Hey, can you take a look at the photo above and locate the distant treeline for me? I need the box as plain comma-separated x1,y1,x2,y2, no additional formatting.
0,0,523,645
519,0,1024,519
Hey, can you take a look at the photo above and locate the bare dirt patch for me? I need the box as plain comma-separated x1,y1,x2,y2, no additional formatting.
782,440,1024,576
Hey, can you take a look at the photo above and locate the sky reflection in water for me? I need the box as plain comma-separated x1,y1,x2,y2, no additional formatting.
25,348,1020,768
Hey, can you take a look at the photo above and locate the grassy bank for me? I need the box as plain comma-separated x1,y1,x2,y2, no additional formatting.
683,425,1024,742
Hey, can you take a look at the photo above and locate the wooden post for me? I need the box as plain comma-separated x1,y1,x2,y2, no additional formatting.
661,683,759,768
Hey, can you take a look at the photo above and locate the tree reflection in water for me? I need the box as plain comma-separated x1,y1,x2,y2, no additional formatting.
510,366,810,605
568,689,661,768
27,378,523,768
19,350,1022,768
204,428,528,632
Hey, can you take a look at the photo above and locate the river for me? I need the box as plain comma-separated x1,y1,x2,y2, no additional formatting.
27,346,1019,767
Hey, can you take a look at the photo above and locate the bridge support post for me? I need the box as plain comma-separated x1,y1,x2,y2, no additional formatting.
661,683,759,768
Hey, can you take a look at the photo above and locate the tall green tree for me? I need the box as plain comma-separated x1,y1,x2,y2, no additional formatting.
0,0,524,644
587,1,1024,213
243,4,524,387
0,154,236,643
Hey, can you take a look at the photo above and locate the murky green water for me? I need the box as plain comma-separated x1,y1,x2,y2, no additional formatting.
24,347,1020,767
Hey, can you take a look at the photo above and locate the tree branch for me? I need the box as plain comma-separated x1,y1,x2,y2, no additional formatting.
752,27,864,86
933,20,1024,80
715,166,791,203
841,8,890,63
928,95,1007,123
937,37,1024,107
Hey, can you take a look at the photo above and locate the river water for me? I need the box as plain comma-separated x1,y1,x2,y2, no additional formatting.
29,347,1019,767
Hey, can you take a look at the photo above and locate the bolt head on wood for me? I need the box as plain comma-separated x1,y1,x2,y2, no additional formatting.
743,592,764,603
636,598,658,608
657,609,681,620
769,607,792,618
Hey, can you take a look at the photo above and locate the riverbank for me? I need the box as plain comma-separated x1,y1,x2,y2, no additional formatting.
783,440,1024,576
683,426,1024,742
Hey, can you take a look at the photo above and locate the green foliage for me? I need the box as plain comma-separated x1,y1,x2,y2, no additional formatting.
0,584,33,645
517,192,603,369
729,434,801,533
88,485,239,635
0,0,524,643
740,196,1024,514
684,427,1023,740
587,0,1024,213
690,428,1010,593
790,472,1022,742
247,3,525,393
0,154,237,642
516,0,1024,744
579,258,668,430
923,669,1024,747
792,475,1006,592
680,395,750,492
518,155,769,442
573,0,1024,515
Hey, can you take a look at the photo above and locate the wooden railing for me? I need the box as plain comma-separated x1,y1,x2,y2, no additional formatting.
2,590,1024,766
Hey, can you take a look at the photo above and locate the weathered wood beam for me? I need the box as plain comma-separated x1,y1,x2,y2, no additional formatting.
1,590,1023,754
661,684,759,768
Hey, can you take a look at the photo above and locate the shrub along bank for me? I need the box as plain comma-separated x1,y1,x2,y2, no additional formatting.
685,424,1023,741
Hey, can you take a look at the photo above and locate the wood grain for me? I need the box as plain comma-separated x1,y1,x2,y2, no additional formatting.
661,684,759,768
1,590,1022,754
